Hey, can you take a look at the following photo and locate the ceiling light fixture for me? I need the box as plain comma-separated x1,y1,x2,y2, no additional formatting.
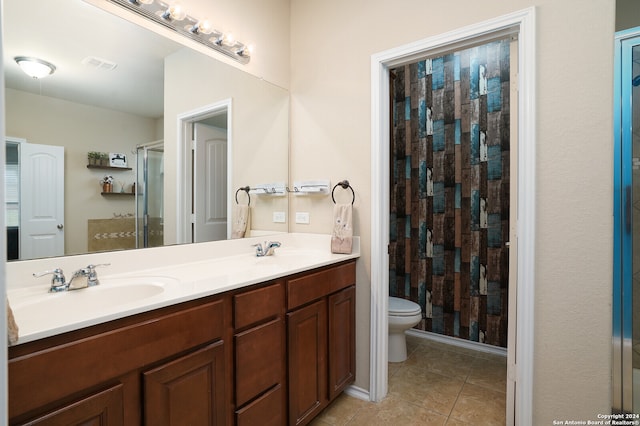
109,0,252,64
14,56,56,79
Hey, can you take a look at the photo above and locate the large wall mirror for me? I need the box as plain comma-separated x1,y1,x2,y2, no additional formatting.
3,0,289,261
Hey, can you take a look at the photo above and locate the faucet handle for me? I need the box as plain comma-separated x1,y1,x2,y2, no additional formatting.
253,243,265,256
33,268,67,292
85,263,110,287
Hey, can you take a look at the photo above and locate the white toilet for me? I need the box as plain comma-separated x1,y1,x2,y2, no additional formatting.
388,297,422,362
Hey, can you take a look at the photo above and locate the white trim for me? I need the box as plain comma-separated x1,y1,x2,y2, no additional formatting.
370,7,535,425
343,385,370,402
406,329,508,358
176,99,233,244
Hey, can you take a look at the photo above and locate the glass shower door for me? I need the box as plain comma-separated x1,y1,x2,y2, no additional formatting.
135,141,164,249
614,28,640,414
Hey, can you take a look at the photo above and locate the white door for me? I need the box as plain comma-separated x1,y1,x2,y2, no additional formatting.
20,142,65,260
193,122,227,243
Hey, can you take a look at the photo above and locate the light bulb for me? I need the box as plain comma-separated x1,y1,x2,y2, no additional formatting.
222,32,235,47
161,2,187,20
237,43,254,57
190,19,213,35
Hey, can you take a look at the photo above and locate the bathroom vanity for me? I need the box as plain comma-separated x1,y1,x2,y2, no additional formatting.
6,234,357,426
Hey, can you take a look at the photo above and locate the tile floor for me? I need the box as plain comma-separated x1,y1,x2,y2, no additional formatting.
310,334,507,425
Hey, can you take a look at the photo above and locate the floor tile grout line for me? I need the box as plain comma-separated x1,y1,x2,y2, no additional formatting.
445,375,468,423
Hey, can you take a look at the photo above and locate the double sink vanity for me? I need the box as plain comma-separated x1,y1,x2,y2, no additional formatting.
6,233,359,425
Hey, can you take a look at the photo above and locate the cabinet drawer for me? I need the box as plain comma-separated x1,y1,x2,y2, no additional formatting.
235,318,284,407
234,282,283,329
287,261,356,310
236,384,284,426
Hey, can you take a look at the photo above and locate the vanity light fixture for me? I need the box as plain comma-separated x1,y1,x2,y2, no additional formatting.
14,56,56,79
110,0,252,64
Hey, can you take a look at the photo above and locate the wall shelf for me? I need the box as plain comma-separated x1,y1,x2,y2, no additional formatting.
101,192,135,197
88,164,132,171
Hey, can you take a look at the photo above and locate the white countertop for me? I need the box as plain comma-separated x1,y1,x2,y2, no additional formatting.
7,233,360,346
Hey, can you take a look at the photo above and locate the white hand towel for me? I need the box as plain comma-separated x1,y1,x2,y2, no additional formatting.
231,205,250,239
331,203,353,254
7,298,18,345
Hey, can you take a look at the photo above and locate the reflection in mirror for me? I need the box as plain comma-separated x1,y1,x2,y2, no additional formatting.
3,0,289,261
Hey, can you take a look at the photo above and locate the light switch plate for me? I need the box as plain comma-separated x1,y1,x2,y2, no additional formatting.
295,212,310,224
273,211,286,223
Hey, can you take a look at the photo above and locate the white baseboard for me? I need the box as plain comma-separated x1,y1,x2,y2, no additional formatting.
344,385,370,402
406,329,507,357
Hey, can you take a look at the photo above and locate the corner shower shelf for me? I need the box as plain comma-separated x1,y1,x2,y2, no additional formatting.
87,165,132,171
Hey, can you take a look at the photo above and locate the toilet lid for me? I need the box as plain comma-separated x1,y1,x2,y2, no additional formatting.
388,297,422,316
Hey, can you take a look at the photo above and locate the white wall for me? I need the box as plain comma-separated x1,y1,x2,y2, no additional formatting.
5,88,157,255
289,0,615,422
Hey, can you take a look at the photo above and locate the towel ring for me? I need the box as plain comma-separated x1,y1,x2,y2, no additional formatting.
331,180,355,205
235,186,251,205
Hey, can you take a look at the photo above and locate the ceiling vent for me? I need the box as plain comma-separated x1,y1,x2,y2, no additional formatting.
81,56,118,71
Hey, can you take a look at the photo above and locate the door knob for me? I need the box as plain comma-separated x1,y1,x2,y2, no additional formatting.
57,224,64,230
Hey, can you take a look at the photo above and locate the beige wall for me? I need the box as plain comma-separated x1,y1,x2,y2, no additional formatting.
183,0,290,90
289,0,615,422
5,88,157,255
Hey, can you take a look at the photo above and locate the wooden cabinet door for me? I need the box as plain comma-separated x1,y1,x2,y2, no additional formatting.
19,384,124,426
287,299,327,426
327,286,356,401
143,341,225,426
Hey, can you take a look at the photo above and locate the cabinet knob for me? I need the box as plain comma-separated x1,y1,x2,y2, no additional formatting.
57,224,64,230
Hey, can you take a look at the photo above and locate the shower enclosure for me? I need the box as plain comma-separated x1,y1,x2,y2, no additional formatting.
135,141,164,249
614,27,640,414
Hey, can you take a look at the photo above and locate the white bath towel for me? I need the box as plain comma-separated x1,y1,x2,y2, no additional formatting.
331,203,353,254
7,298,18,345
231,205,250,239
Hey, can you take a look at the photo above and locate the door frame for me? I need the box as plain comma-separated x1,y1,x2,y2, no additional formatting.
369,7,536,424
176,99,232,244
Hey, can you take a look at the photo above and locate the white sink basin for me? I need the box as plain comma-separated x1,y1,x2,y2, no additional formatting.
11,276,179,327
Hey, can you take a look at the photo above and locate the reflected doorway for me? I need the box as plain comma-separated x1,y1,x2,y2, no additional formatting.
176,99,232,244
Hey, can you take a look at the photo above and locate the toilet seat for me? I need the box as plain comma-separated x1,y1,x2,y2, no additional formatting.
388,297,421,317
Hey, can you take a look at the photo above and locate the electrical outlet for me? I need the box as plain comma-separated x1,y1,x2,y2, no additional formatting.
295,212,310,224
273,211,286,223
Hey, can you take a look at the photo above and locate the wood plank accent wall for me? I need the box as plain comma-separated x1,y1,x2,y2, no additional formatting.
390,39,510,347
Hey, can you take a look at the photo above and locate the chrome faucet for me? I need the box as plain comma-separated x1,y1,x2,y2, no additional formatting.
253,241,281,257
34,264,110,292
